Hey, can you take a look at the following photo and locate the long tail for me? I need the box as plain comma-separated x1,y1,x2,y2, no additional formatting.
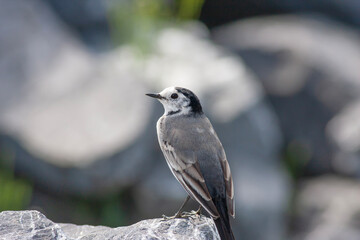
213,198,235,240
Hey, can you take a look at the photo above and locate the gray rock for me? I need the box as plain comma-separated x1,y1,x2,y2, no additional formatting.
213,15,360,175
0,210,68,240
0,210,219,240
291,175,360,240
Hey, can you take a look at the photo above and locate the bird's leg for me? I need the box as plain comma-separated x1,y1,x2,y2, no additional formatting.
162,195,190,220
195,205,202,215
181,205,202,218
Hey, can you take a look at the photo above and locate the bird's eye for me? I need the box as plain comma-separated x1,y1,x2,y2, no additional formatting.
171,93,178,99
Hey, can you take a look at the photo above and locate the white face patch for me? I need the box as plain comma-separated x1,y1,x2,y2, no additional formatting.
157,86,191,115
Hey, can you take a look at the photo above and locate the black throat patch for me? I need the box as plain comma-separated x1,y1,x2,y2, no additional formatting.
167,109,181,116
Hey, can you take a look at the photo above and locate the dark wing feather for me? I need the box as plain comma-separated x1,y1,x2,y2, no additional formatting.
218,149,235,218
162,145,220,218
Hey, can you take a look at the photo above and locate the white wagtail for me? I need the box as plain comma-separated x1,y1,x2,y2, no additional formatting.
146,86,235,240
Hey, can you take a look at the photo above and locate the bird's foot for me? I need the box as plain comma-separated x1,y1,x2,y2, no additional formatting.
180,209,201,218
162,211,182,220
162,195,191,221
180,205,202,218
162,208,200,220
162,200,202,220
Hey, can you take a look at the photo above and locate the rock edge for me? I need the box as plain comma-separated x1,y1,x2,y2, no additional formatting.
0,210,220,240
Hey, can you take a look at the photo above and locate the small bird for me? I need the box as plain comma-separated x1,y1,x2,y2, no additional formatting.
146,86,235,240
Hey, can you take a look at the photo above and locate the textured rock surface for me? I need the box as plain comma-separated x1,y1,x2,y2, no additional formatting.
0,210,219,240
0,211,68,240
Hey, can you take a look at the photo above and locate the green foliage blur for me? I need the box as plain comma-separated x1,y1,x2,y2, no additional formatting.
107,0,204,52
282,140,312,180
71,192,130,227
0,149,32,212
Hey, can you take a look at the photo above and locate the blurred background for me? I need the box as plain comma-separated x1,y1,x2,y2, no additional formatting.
1,0,360,239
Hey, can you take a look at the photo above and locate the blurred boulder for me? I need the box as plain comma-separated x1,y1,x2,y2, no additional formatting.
134,24,290,240
212,15,360,175
0,210,219,240
327,100,360,176
200,0,360,28
42,0,110,49
0,0,156,196
291,175,360,240
43,0,107,27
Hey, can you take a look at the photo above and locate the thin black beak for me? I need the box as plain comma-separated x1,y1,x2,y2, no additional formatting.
146,93,163,99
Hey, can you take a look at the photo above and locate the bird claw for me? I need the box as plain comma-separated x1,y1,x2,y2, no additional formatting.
181,205,202,218
162,204,202,220
180,209,201,218
162,210,200,220
162,212,181,220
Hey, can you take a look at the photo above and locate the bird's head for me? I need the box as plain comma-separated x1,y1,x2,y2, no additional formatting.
146,86,203,116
